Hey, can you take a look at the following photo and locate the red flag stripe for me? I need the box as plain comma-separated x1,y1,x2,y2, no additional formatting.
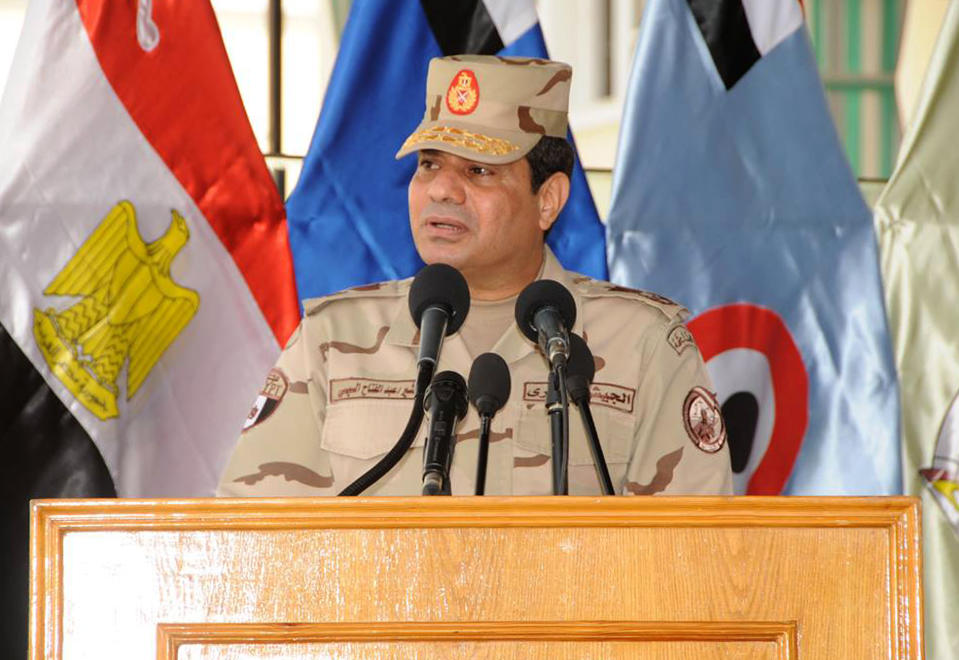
688,303,808,495
75,0,298,344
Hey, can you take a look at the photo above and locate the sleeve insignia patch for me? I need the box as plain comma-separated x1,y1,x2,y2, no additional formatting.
242,368,288,432
683,386,727,453
667,325,696,355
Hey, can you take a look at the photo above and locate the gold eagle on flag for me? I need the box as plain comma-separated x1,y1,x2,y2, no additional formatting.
33,201,199,420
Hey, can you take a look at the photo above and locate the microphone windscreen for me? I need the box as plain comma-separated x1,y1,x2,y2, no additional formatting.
424,370,469,416
468,352,511,414
566,333,595,384
565,333,594,403
408,263,470,334
514,279,576,342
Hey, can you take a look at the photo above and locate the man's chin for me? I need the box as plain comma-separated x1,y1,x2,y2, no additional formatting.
415,244,472,271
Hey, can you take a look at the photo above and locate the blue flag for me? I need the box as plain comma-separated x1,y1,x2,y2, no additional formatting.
286,0,607,300
606,0,901,495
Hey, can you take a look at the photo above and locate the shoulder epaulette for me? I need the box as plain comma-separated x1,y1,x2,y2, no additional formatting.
303,278,410,317
569,275,686,321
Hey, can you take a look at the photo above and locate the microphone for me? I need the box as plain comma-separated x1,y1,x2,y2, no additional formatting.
515,280,577,369
468,352,511,417
409,263,470,369
516,280,576,494
566,333,614,495
422,370,468,495
467,353,511,495
338,264,469,496
565,332,595,405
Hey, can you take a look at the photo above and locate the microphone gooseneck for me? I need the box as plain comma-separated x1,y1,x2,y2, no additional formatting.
467,353,511,495
338,263,470,496
422,370,468,495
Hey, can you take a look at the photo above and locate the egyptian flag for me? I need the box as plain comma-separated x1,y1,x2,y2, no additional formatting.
606,0,901,495
0,0,299,504
285,0,608,300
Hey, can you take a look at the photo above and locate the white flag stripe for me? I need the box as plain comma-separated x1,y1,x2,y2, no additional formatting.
482,0,539,47
741,0,804,56
0,1,279,496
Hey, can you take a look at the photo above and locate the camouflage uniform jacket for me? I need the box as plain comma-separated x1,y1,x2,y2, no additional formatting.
217,249,733,496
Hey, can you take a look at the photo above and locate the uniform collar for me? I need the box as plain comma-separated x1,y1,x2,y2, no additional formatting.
385,278,419,348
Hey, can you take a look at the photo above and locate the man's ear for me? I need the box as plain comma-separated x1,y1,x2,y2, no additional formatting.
537,171,571,232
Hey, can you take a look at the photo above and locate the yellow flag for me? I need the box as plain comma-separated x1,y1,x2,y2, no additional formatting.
875,1,959,657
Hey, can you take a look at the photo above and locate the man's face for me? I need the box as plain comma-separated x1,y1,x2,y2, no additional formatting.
408,150,550,293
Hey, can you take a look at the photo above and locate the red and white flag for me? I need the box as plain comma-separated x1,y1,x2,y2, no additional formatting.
0,0,299,496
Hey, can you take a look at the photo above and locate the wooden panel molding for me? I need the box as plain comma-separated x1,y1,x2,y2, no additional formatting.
157,620,797,660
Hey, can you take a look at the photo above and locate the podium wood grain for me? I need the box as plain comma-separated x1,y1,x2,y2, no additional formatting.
30,496,921,659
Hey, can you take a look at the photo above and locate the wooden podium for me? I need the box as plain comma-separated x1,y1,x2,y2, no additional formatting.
30,497,922,659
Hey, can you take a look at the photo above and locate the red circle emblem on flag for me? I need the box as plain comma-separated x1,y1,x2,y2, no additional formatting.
446,69,480,115
687,303,808,494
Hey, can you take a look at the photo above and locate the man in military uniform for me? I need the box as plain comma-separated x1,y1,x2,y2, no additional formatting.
217,55,733,497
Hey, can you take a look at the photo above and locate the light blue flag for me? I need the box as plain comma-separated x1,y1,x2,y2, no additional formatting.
606,0,900,495
286,0,607,301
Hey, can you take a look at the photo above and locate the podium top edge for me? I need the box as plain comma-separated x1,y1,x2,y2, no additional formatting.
28,495,921,530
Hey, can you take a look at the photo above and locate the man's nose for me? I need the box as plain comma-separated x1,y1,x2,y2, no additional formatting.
427,167,466,204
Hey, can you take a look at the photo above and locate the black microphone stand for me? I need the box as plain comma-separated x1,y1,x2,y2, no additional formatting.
565,332,614,495
546,365,570,495
575,397,615,495
474,415,491,495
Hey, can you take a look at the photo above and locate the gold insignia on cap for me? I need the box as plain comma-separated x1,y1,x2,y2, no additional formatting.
446,69,479,115
399,125,519,157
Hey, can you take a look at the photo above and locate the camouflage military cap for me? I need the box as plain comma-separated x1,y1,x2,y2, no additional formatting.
396,54,572,165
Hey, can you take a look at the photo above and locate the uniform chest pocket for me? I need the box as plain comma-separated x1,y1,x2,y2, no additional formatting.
321,399,424,460
515,403,633,466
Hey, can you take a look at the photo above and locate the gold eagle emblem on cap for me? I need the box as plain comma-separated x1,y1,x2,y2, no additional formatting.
33,201,199,420
446,69,479,115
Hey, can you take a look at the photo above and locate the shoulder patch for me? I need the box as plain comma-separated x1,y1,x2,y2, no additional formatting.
683,387,726,454
667,324,697,355
303,278,409,317
242,368,289,433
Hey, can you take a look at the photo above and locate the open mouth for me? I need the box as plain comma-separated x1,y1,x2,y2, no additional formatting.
426,217,468,236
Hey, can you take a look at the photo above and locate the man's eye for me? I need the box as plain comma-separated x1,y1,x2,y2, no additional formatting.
418,159,435,170
470,166,491,176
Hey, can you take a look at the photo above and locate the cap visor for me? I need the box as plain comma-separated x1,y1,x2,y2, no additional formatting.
395,123,541,165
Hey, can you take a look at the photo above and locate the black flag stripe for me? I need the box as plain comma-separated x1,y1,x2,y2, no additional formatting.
687,0,761,89
420,0,505,55
0,324,116,659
